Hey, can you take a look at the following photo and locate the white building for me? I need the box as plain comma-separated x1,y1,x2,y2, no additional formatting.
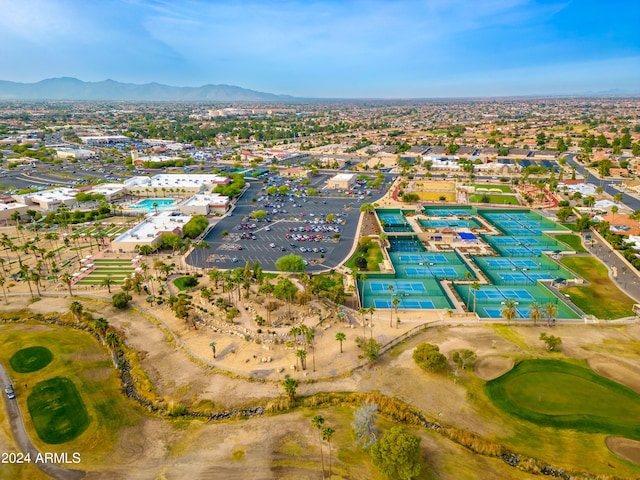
179,193,229,215
89,183,127,202
327,173,356,190
16,188,77,210
111,211,192,253
123,174,229,197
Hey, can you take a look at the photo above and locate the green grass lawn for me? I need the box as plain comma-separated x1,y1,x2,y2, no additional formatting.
486,359,640,440
468,194,520,205
473,184,513,193
554,234,587,253
174,276,199,290
27,376,91,444
345,243,383,272
10,346,53,373
0,324,140,462
560,256,635,319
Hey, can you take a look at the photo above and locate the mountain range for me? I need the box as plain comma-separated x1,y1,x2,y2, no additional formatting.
0,78,295,101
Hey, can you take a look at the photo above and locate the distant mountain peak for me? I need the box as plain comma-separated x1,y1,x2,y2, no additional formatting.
0,77,294,101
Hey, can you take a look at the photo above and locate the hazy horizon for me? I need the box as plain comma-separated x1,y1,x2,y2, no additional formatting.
1,0,638,98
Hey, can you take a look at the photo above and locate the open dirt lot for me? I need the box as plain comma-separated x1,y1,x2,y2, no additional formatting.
1,292,638,478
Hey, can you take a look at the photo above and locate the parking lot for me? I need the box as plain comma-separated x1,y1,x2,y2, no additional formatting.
186,174,393,272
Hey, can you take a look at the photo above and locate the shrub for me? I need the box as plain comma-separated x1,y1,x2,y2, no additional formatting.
413,343,447,372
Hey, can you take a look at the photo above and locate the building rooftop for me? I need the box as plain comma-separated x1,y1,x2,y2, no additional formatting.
183,192,229,207
114,211,193,245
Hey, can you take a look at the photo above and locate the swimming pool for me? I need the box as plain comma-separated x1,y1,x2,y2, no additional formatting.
126,198,177,212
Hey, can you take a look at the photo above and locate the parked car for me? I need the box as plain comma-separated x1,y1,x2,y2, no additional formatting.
4,384,15,399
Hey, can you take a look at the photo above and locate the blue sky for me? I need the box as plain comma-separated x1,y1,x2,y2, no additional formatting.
0,0,638,97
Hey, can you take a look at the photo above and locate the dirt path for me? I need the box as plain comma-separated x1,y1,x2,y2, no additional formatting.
0,363,85,480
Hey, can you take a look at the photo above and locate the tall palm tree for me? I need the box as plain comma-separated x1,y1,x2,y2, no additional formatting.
464,271,473,311
61,272,74,296
322,426,335,479
358,307,367,337
0,276,8,304
471,281,480,313
543,302,558,327
501,298,518,326
392,297,400,328
335,332,346,353
528,301,543,326
296,348,307,371
29,270,42,297
311,416,326,478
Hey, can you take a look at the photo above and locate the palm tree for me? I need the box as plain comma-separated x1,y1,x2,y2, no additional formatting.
105,332,120,369
311,415,326,479
464,271,473,311
101,275,114,293
283,378,298,401
471,281,480,313
29,270,41,297
335,332,346,353
209,341,216,359
367,306,376,335
543,302,558,327
0,276,8,304
528,301,543,326
94,317,109,343
296,348,307,370
392,297,400,328
322,426,335,479
500,298,518,326
69,300,83,323
61,272,73,296
358,307,367,337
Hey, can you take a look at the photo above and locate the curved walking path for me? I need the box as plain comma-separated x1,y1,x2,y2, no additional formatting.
0,363,85,480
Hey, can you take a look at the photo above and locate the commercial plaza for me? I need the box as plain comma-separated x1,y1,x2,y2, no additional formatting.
359,207,581,319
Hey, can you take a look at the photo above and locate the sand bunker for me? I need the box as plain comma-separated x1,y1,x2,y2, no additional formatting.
588,357,640,394
606,437,640,465
474,356,514,380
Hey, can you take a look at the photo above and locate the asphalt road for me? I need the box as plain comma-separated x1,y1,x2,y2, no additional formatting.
186,177,391,272
0,363,85,480
565,153,640,211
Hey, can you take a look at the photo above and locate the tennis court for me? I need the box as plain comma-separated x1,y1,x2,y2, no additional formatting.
370,281,427,293
397,253,448,263
403,266,460,278
424,207,476,217
374,298,436,309
419,218,481,229
482,307,529,319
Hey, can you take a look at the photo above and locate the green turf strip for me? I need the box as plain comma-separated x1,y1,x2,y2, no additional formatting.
10,346,53,373
27,377,90,444
486,359,640,440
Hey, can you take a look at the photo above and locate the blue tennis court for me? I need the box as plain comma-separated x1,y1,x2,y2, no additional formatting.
511,259,539,268
397,253,448,263
374,299,436,309
430,267,459,277
370,281,427,293
379,214,406,224
483,307,529,319
483,258,513,269
425,208,474,217
474,289,504,301
498,288,535,301
498,272,531,283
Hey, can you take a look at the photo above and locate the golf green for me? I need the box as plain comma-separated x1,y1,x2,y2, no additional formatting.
10,346,53,373
27,376,90,444
486,360,640,440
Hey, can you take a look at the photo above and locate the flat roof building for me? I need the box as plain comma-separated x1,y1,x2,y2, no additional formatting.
327,173,356,190
111,211,192,253
179,192,230,216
